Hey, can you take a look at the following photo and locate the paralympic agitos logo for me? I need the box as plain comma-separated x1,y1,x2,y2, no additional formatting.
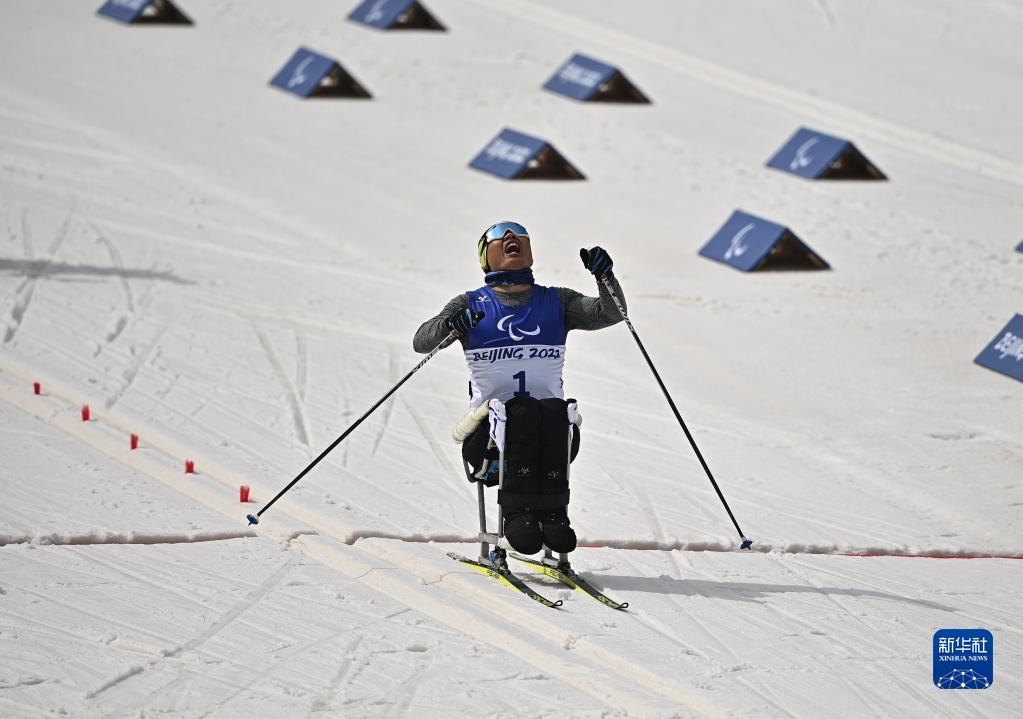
790,137,819,171
724,223,754,260
497,314,541,342
289,57,314,88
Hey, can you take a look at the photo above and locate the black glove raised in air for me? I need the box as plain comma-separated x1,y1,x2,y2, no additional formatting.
580,246,613,279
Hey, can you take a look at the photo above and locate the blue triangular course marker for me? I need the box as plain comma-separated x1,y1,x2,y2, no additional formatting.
348,0,445,30
1016,239,1023,254
699,210,829,272
766,127,885,180
543,53,650,103
97,0,192,25
469,128,585,181
269,48,371,99
974,314,1023,383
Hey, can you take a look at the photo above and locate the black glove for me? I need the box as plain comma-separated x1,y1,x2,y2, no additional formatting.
580,246,613,279
446,308,484,335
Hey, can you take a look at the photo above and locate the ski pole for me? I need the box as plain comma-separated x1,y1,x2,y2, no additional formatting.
247,326,469,525
583,251,753,549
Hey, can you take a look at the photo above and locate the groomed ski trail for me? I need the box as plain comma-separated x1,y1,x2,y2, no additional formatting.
0,358,723,718
6,357,1022,717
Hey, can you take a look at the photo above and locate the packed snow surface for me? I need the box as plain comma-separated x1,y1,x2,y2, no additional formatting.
1,1,1021,717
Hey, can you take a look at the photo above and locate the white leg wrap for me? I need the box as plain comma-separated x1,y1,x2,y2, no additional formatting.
451,402,491,443
488,398,507,454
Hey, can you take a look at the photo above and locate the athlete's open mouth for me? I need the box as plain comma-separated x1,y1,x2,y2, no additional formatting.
504,240,520,255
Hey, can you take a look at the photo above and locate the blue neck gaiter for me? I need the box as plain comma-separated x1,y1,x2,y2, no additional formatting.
484,269,535,287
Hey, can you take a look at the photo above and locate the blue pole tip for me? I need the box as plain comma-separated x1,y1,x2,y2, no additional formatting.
740,538,753,550
247,514,259,526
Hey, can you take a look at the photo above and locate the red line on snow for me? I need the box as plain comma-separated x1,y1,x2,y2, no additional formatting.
839,552,1023,560
577,544,1023,560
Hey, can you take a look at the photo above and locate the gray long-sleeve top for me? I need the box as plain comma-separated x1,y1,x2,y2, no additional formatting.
413,276,627,353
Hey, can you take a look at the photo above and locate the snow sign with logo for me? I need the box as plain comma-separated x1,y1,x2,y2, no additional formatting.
97,0,191,24
543,53,650,103
544,54,614,101
348,0,444,30
766,127,885,180
699,210,829,272
974,314,1023,383
933,629,993,689
469,128,584,181
269,48,371,99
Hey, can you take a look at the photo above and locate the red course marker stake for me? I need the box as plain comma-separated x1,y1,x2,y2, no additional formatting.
240,485,250,503
33,382,41,395
185,460,195,474
81,404,91,422
130,434,139,450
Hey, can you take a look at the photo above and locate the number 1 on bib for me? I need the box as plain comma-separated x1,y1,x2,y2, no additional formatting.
513,370,530,397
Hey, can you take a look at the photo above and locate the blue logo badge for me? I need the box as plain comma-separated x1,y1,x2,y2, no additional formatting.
974,314,1023,383
544,54,617,101
933,629,993,689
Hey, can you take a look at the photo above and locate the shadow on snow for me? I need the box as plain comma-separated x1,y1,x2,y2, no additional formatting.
0,258,193,284
590,575,956,612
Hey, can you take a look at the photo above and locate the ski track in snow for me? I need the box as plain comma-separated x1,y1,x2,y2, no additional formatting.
3,207,79,347
74,546,243,613
295,329,308,403
327,537,715,716
2,280,36,346
613,551,792,716
0,697,47,719
1,605,161,662
764,555,951,715
322,353,360,472
3,209,38,346
2,332,318,486
813,0,838,29
332,468,469,539
14,582,180,649
91,223,136,349
19,207,34,261
0,123,129,162
104,321,170,410
400,394,473,522
381,644,432,719
253,323,312,450
47,204,75,255
368,345,399,460
307,635,363,716
791,556,1023,646
88,559,296,704
631,552,907,716
100,581,339,715
24,541,265,604
814,562,966,712
186,629,359,718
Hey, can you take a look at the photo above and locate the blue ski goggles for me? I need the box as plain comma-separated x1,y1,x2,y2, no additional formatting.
478,221,529,271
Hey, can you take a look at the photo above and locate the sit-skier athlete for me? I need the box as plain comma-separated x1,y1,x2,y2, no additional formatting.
413,221,625,555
